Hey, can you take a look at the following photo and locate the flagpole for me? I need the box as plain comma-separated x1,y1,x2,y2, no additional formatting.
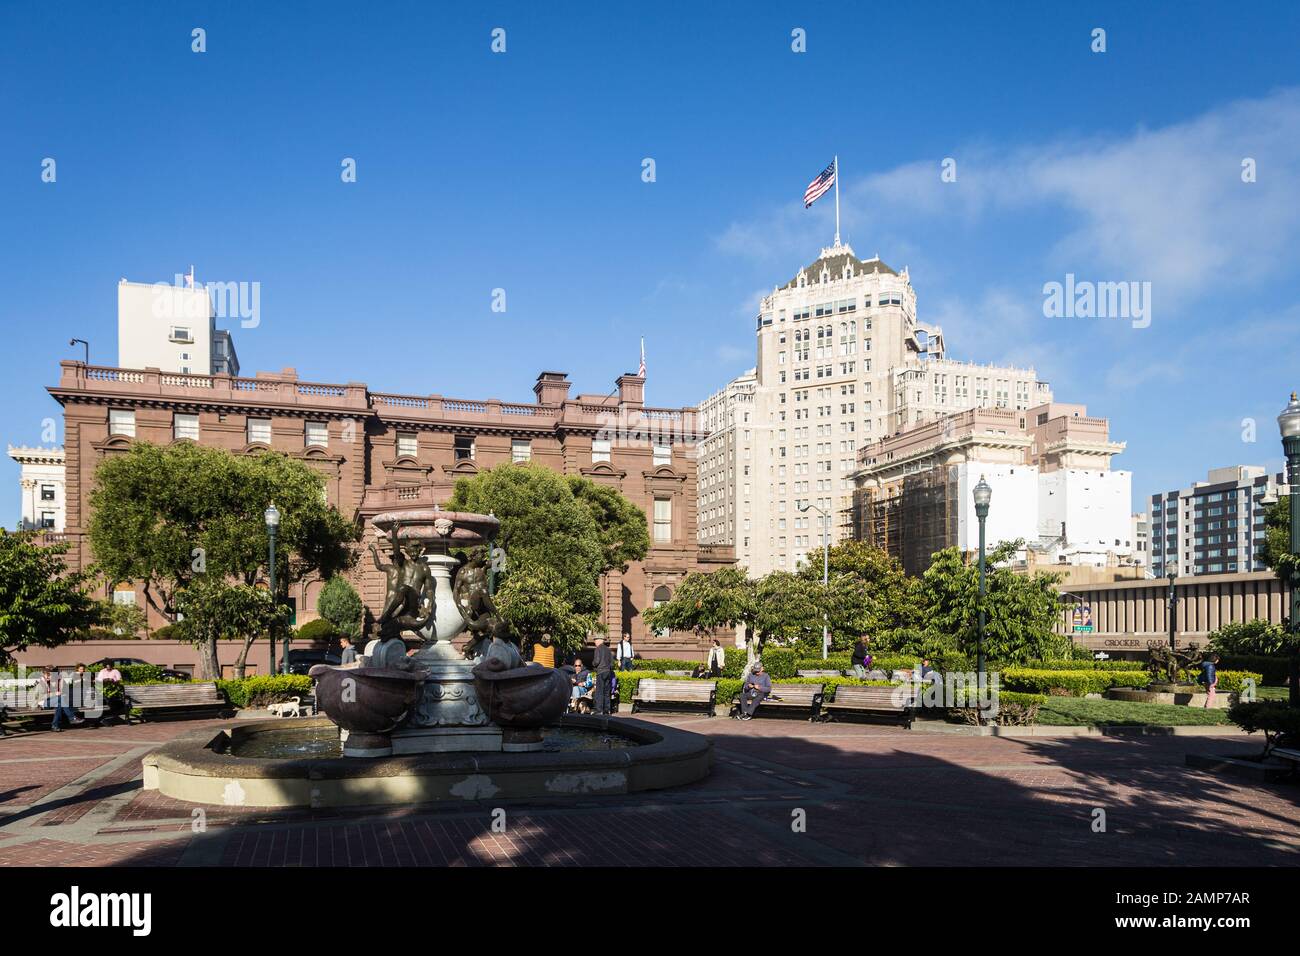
833,155,841,247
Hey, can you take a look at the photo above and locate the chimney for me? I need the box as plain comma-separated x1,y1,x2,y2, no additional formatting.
533,371,570,405
616,373,645,408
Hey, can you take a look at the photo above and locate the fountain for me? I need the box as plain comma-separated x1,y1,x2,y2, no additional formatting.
141,506,712,807
312,508,571,756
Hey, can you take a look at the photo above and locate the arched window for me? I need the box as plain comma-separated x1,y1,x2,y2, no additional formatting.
653,586,672,637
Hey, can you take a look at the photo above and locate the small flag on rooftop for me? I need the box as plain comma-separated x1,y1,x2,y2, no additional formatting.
638,337,646,377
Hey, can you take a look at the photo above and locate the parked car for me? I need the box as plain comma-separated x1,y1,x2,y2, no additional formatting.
281,649,342,676
89,658,191,681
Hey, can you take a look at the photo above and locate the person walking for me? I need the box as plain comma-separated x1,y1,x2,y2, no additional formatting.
1199,653,1220,709
339,636,358,665
706,639,726,678
592,637,614,716
616,634,635,671
851,637,871,679
531,634,557,668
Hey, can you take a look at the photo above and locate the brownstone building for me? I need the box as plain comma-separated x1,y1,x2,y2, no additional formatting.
48,361,733,658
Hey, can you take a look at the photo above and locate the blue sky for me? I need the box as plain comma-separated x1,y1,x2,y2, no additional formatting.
3,1,1300,527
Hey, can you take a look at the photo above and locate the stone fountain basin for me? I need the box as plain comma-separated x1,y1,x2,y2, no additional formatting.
371,509,499,546
141,715,712,808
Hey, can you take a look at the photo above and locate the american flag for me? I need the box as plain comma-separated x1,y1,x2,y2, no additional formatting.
638,337,646,376
803,160,836,207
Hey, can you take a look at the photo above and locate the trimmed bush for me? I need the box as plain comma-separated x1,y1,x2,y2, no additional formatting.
119,663,166,683
294,618,338,642
1177,669,1263,696
1001,668,1150,696
1228,700,1300,751
150,624,183,640
1018,659,1146,671
1219,654,1292,686
217,674,314,708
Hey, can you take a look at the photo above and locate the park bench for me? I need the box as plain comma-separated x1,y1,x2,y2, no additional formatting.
732,682,824,721
631,679,716,717
823,685,915,728
796,669,840,678
0,705,54,735
124,682,229,722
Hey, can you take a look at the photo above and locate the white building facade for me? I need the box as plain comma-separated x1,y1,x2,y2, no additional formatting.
8,445,66,532
117,276,240,376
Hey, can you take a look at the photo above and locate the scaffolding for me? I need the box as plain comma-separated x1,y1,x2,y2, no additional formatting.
853,466,958,575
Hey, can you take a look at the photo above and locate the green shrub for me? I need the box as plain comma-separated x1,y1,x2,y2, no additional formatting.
150,623,183,640
630,658,702,672
217,674,314,708
1177,669,1262,696
1219,655,1292,686
294,618,338,642
949,690,1047,726
1209,619,1288,657
119,663,165,683
1228,700,1300,751
317,577,364,639
1019,659,1146,671
1001,668,1150,696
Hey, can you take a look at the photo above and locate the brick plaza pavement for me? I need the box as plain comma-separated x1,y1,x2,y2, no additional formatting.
1,714,1296,867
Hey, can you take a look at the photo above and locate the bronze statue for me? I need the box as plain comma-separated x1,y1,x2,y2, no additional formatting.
1145,640,1204,685
453,547,505,658
371,521,434,636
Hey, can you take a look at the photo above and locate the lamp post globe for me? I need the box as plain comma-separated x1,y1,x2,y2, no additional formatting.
1278,393,1300,706
265,502,282,674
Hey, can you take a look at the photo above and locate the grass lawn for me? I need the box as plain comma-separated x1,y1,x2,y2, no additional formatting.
1256,685,1290,701
1036,697,1234,727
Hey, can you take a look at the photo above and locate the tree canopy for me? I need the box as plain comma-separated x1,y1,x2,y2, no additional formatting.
446,463,649,653
0,530,101,667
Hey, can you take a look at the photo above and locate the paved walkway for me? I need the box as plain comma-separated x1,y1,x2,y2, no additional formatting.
1,715,1296,866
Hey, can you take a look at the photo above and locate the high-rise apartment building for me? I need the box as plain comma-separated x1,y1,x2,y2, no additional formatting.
698,241,1051,575
697,369,757,566
117,276,240,376
1149,466,1283,577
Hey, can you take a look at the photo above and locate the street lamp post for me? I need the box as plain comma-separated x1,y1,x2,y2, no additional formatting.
1166,570,1178,654
264,502,281,676
799,502,830,660
972,476,992,682
1278,392,1300,707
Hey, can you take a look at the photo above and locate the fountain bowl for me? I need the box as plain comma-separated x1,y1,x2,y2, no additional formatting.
308,664,426,756
371,509,499,546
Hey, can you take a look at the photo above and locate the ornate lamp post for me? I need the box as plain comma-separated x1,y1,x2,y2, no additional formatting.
799,502,831,660
264,502,282,675
1278,392,1300,707
972,476,992,681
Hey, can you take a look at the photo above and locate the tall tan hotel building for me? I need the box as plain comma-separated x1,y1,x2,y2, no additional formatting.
698,242,1052,575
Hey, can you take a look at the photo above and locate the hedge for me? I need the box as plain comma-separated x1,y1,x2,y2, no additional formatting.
1228,700,1300,750
1219,655,1293,687
217,675,313,708
1177,669,1262,696
1001,668,1151,696
1017,659,1148,671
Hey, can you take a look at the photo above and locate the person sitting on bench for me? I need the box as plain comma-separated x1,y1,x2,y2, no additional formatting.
737,663,771,720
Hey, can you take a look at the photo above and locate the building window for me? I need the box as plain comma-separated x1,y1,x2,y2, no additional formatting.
109,409,136,437
592,438,611,464
112,588,136,606
40,512,55,529
247,417,272,446
511,439,531,463
396,431,418,458
173,413,199,441
40,484,55,502
454,436,475,461
653,443,671,467
305,421,329,447
653,585,672,637
653,497,672,542
168,326,193,343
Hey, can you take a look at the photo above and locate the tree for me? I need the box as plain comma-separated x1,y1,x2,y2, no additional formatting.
0,530,102,666
100,599,148,638
1258,495,1297,584
446,463,647,654
174,577,280,680
317,576,364,639
1209,619,1287,657
798,540,925,641
920,541,1069,665
567,476,650,573
88,443,359,675
643,567,823,657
